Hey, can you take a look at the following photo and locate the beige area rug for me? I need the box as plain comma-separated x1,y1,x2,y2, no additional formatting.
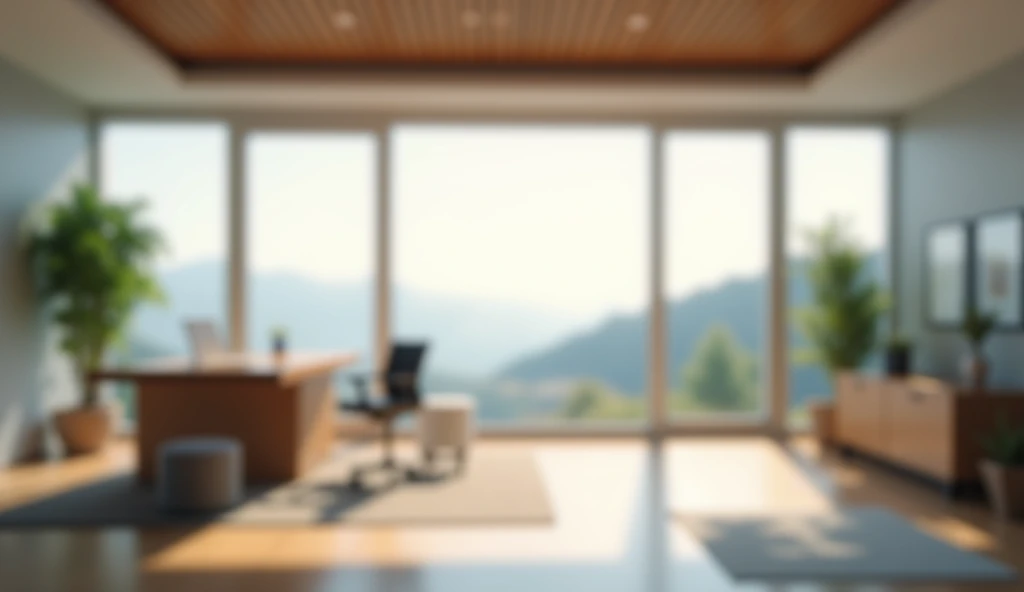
0,449,554,527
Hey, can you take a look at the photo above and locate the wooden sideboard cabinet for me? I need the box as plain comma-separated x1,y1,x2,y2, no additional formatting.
836,372,1024,493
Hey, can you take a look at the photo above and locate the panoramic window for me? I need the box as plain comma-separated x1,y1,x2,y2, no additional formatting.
100,121,229,360
785,127,890,426
664,131,771,421
245,132,376,373
392,125,650,425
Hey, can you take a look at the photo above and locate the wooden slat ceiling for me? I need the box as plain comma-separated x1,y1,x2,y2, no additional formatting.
98,0,905,75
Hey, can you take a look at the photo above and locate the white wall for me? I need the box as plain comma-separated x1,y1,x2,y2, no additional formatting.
898,51,1024,386
0,57,88,466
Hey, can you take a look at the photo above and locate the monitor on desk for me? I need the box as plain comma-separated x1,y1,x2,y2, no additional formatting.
184,320,227,363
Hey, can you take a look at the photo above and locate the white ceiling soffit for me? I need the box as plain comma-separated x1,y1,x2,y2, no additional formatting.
0,0,1023,115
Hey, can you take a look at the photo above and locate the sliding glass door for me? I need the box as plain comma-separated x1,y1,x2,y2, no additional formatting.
663,131,771,422
785,127,890,427
391,125,650,426
245,131,377,375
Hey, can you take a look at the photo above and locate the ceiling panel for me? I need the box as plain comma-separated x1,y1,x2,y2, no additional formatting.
98,0,904,74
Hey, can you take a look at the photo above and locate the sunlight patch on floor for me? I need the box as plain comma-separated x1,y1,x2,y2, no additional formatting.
144,443,642,570
915,516,998,552
666,438,834,518
0,440,134,511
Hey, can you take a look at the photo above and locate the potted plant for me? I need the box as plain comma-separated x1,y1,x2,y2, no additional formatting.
884,334,913,377
28,185,164,455
979,418,1024,521
796,218,887,446
271,326,288,357
962,305,996,391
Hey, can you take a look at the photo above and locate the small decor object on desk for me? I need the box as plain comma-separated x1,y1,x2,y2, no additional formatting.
961,305,997,392
27,185,164,455
979,418,1024,521
272,326,288,356
885,335,913,377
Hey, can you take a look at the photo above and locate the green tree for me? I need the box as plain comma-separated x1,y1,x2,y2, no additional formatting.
559,380,644,420
28,184,165,408
682,325,756,411
796,217,887,373
561,381,605,418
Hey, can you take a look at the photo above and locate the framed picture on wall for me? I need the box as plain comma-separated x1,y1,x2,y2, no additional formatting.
926,221,970,327
974,210,1023,328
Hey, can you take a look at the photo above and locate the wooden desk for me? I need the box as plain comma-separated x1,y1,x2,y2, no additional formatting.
92,352,357,484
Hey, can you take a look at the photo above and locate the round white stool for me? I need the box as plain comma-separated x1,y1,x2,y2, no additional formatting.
418,394,475,468
157,437,243,512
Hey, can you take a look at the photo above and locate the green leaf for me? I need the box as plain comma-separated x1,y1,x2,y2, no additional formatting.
795,216,888,374
25,183,166,406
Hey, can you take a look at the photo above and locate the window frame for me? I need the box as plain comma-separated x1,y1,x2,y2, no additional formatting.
92,111,896,437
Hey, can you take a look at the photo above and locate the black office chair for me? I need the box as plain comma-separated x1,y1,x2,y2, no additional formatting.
341,342,428,486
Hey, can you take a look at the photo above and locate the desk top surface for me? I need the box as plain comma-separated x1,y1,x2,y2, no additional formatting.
90,351,358,386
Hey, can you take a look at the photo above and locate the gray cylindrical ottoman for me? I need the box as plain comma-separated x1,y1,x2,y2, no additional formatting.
157,437,243,512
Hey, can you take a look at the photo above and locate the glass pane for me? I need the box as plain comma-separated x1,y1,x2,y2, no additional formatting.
664,131,770,421
392,125,649,425
100,121,229,420
246,132,376,376
786,127,890,427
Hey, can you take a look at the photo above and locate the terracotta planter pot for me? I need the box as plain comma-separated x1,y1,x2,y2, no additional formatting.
54,406,113,456
809,402,836,447
979,459,1024,521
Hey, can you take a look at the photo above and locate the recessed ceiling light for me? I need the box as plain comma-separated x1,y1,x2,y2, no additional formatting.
491,10,511,29
461,9,483,29
625,13,650,33
332,10,357,30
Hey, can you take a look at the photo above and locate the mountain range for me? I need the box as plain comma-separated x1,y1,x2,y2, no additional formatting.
128,261,584,375
128,254,883,414
498,254,884,409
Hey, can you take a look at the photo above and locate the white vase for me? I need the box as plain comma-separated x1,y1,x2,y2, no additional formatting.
960,353,989,393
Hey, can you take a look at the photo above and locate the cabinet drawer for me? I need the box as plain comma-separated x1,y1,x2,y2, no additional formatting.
837,373,886,455
887,384,954,480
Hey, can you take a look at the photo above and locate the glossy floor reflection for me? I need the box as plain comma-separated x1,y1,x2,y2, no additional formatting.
0,437,1020,591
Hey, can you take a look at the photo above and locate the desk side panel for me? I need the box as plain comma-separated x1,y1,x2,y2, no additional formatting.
137,378,296,483
295,374,338,476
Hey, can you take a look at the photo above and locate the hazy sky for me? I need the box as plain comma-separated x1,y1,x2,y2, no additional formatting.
101,122,888,322
394,125,648,319
247,131,376,283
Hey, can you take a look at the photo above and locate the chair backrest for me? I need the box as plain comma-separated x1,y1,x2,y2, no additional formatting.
384,342,428,404
184,320,227,362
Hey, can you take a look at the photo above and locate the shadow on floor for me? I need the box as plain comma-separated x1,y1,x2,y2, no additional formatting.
0,470,391,528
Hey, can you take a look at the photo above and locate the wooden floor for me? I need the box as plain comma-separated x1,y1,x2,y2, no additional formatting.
0,437,1022,591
